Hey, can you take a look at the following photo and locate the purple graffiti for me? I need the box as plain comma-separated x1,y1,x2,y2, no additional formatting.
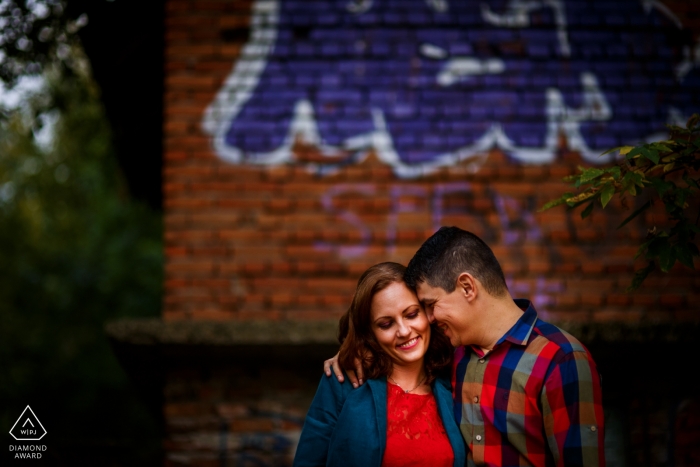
203,0,699,177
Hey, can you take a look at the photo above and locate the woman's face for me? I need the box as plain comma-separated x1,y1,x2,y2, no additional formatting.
370,281,431,369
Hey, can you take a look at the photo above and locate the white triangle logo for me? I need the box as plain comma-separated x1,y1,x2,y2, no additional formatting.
9,406,47,441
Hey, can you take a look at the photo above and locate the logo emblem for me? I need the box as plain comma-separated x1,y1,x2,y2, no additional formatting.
9,406,47,441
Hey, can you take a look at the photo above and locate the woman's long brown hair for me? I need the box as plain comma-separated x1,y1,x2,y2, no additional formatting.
337,262,452,384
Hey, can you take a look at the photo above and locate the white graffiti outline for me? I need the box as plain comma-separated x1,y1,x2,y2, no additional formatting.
203,0,684,177
675,39,700,83
346,0,448,14
481,0,571,57
202,0,279,164
640,0,682,29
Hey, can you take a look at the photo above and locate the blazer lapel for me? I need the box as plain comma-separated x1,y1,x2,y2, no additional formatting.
433,378,466,467
367,377,387,463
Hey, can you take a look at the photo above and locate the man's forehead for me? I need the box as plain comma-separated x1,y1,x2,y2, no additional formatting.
415,281,440,300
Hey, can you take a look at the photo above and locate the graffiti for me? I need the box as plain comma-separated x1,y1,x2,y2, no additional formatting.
640,0,682,29
481,0,570,57
314,182,545,255
315,183,376,257
676,38,700,83
202,0,696,178
313,182,569,314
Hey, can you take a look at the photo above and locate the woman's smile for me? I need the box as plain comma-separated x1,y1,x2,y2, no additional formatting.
397,336,421,350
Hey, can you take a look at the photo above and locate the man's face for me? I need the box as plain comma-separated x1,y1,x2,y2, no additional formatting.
415,281,471,348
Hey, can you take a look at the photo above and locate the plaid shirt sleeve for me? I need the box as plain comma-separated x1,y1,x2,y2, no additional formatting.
540,349,605,467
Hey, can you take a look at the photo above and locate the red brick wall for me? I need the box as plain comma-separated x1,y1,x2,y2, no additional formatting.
163,0,699,325
159,3,700,466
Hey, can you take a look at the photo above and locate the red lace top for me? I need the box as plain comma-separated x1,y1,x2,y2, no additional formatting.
382,381,454,467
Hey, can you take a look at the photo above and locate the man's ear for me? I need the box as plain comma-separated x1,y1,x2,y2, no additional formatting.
456,273,477,302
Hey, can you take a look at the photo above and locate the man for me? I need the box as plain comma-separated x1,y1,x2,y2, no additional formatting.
325,226,605,466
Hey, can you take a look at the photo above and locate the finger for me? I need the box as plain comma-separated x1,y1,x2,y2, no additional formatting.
355,362,365,386
332,361,345,383
323,359,333,377
346,369,359,388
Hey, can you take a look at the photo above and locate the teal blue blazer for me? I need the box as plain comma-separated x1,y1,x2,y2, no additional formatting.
293,373,466,467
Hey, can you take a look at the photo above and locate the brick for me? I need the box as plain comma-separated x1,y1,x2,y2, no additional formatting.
580,260,605,274
163,310,189,321
166,247,188,257
230,418,275,432
580,294,604,306
296,261,321,274
165,230,215,242
631,294,658,307
164,402,209,418
553,262,578,274
164,150,189,161
218,15,250,29
284,309,342,321
592,308,644,323
234,310,284,321
165,261,215,275
527,260,551,274
190,309,235,321
606,293,632,306
660,294,686,307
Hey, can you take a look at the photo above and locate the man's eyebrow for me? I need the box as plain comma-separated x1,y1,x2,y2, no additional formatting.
419,298,436,306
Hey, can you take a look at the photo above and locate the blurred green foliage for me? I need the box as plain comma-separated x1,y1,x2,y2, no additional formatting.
540,115,700,291
0,66,163,462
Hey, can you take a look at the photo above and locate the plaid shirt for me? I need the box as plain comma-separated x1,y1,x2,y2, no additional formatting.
452,299,605,467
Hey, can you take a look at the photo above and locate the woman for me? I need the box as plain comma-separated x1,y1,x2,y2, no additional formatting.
293,262,465,467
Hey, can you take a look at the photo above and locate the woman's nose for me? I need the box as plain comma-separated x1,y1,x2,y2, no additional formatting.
396,320,410,336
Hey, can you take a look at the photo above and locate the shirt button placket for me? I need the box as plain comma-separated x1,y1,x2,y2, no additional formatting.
472,353,487,447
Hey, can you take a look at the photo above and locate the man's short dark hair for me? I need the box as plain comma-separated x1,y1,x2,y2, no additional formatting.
404,226,508,297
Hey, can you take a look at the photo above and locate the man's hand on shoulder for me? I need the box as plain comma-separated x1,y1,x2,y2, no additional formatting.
323,353,364,388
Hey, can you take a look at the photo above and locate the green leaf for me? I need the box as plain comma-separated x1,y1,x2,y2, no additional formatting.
539,194,573,212
580,201,594,219
634,239,652,260
683,175,700,190
608,166,621,180
650,143,672,153
640,147,660,164
617,200,651,229
600,146,622,157
648,238,675,272
565,191,596,206
599,183,615,208
650,178,674,197
626,262,655,292
675,243,696,269
579,168,605,183
686,113,699,130
626,147,643,159
618,146,635,155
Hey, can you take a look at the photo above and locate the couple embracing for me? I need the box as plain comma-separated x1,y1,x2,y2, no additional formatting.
294,227,605,467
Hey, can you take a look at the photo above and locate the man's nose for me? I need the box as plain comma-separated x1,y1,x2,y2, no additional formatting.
426,308,435,323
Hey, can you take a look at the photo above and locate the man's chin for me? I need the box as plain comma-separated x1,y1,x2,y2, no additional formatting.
436,325,460,347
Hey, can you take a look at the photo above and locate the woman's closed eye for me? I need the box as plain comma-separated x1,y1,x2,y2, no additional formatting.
406,310,420,319
377,320,392,329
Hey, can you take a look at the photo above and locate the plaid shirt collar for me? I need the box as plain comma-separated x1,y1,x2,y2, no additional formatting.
498,298,537,347
469,299,537,355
